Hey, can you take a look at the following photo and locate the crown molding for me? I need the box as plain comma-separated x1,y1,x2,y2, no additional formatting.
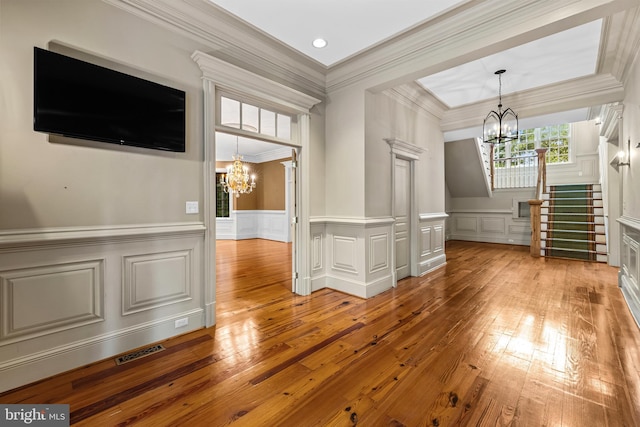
103,0,326,99
613,6,640,85
383,82,447,121
440,73,625,132
192,51,321,113
326,0,638,93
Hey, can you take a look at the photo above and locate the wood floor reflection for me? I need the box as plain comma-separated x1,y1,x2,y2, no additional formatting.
2,240,639,426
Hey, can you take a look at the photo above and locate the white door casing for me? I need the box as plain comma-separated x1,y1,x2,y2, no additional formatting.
192,51,320,325
395,158,411,280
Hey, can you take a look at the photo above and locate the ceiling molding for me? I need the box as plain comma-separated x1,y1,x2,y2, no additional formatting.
613,6,640,84
192,50,321,113
103,0,327,99
325,0,637,93
440,73,625,132
382,83,447,120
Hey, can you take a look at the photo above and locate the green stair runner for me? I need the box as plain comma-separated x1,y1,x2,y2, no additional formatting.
543,184,603,262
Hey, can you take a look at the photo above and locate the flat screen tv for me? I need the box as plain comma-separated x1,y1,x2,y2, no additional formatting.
33,47,186,152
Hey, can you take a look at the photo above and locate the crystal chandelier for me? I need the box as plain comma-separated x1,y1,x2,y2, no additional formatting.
483,69,518,144
219,137,256,198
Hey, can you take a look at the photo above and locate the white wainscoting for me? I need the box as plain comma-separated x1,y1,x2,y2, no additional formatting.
216,210,290,242
309,215,447,297
447,210,531,246
0,222,205,393
547,152,599,185
619,216,640,328
418,213,448,276
309,218,394,298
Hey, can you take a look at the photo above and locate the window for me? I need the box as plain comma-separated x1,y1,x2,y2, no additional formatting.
494,123,571,166
216,173,230,218
219,96,292,141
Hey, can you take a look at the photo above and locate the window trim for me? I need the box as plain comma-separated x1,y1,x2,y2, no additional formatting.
216,91,297,146
494,123,573,167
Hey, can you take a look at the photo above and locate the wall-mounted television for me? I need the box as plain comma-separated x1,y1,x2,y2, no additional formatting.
33,47,186,152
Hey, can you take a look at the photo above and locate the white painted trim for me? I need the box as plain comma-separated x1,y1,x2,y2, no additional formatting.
419,212,449,221
191,51,320,114
103,0,326,98
0,223,206,250
0,308,203,393
618,215,640,232
419,254,447,276
385,138,425,160
447,209,513,214
309,217,395,226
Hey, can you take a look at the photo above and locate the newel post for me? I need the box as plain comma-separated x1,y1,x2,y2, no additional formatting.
528,199,543,257
529,148,547,257
534,148,547,199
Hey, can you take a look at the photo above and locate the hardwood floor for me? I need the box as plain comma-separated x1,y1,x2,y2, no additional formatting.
2,239,639,426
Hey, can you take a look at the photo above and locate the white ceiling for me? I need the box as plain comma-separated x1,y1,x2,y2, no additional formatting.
206,0,610,151
417,20,603,108
208,0,466,67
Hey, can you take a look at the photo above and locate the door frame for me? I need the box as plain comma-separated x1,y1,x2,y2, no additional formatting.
192,51,320,327
387,138,424,285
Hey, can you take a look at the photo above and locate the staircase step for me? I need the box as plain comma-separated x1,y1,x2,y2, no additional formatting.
541,183,606,263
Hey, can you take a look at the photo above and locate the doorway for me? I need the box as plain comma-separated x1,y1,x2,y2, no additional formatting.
394,157,411,281
214,131,296,294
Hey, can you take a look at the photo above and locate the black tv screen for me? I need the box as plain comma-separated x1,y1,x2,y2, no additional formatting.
33,47,186,152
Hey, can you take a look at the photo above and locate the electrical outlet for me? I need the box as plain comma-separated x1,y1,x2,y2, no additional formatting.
175,318,189,328
185,201,199,214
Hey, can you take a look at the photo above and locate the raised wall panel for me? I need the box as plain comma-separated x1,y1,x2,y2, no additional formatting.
481,217,506,234
369,233,389,273
332,235,358,274
433,225,444,252
312,233,323,271
455,217,477,232
421,226,432,256
123,250,192,315
0,260,103,342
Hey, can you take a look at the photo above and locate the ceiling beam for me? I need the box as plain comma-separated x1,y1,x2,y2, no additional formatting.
440,73,624,131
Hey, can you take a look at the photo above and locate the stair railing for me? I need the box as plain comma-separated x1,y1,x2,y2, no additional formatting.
528,148,548,257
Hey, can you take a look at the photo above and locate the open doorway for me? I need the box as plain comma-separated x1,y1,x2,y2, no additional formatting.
214,131,296,294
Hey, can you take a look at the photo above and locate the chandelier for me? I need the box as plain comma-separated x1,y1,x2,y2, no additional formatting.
219,137,256,198
483,69,518,144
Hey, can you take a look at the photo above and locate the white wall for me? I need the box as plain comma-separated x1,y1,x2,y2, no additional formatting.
618,50,640,326
325,86,366,218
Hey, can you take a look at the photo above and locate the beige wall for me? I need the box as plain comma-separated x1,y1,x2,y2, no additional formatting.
365,90,445,217
0,0,208,230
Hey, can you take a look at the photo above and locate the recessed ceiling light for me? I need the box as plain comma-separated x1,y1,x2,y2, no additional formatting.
312,38,327,49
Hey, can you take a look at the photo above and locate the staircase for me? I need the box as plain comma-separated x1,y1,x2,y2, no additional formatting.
540,184,607,262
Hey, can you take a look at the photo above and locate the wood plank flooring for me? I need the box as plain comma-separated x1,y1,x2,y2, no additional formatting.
2,239,640,426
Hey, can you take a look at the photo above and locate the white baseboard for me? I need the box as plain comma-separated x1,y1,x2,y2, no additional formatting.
419,254,447,276
0,309,203,393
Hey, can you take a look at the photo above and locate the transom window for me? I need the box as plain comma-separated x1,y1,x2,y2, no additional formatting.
494,123,571,166
220,96,292,140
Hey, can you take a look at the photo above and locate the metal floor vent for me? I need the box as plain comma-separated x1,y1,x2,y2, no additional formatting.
115,344,166,365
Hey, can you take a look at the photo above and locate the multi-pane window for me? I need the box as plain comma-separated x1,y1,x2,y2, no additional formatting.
215,173,230,218
539,124,570,163
493,124,571,166
220,96,292,140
